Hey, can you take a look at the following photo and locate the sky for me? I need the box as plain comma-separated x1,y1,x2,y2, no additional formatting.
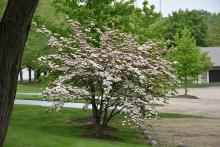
136,0,220,16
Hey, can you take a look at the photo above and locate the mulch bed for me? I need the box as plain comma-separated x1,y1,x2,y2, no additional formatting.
175,95,199,99
70,116,121,141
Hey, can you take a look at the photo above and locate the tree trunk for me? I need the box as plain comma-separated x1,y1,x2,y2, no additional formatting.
0,0,39,146
184,76,188,96
196,76,199,85
95,115,102,135
28,68,32,83
36,70,41,81
19,70,23,83
34,70,37,82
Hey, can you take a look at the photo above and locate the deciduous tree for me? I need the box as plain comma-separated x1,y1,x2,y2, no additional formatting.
52,0,159,42
38,19,177,135
169,29,212,95
164,10,208,46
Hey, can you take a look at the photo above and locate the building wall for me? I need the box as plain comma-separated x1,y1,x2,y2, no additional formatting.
200,72,209,83
18,68,35,81
199,66,220,83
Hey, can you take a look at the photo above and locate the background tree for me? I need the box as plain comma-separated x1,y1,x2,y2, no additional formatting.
164,10,208,46
0,0,39,146
21,25,50,83
38,19,177,135
187,10,220,46
169,29,212,96
145,19,167,41
52,0,160,42
204,13,220,46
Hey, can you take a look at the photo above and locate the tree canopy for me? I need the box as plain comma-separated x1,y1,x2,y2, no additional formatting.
52,0,160,42
164,10,208,46
205,13,220,46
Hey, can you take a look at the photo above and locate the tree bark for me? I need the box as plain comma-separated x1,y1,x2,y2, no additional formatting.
0,0,39,146
34,70,37,82
35,69,41,81
28,68,32,83
184,76,188,96
94,115,102,135
19,69,23,83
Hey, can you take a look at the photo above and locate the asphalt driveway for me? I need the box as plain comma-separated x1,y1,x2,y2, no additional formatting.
159,87,220,118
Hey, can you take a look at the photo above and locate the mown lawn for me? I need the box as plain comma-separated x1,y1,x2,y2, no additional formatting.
178,81,220,88
5,105,204,147
17,84,43,93
5,105,149,147
16,94,42,100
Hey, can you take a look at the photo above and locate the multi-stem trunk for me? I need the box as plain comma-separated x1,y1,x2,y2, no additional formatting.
0,0,39,146
92,100,122,135
91,101,102,135
94,115,102,135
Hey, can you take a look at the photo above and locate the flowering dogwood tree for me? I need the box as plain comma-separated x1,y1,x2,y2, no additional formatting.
37,18,177,134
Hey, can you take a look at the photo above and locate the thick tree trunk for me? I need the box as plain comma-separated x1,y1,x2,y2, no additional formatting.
0,0,39,146
19,70,23,83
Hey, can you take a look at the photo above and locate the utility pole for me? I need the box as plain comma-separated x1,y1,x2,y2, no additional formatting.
159,0,162,20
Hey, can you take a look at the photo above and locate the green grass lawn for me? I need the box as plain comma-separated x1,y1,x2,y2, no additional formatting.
5,105,149,147
16,94,42,100
178,81,220,88
158,113,205,119
17,84,43,93
5,105,205,147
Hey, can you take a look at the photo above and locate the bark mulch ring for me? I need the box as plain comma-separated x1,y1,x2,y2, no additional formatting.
70,116,122,141
175,95,199,99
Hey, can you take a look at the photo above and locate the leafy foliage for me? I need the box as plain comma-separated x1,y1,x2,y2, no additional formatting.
187,10,220,46
164,10,208,46
205,13,220,46
169,29,212,95
51,0,160,42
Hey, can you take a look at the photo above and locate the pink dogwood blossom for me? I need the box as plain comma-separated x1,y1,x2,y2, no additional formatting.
37,18,177,130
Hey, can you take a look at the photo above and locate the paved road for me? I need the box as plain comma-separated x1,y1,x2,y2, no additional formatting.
14,100,92,109
158,87,220,118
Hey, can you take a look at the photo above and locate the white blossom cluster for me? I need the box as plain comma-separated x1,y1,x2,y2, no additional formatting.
38,18,178,126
